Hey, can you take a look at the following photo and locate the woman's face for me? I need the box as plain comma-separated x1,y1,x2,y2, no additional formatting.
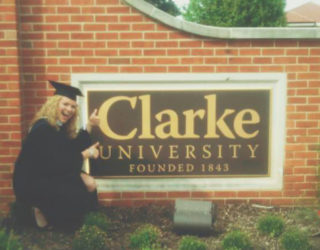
57,96,77,123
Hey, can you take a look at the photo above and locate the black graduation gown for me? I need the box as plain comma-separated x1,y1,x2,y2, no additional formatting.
13,119,98,225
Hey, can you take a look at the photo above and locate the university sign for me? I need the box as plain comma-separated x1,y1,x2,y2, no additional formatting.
89,90,269,178
74,74,285,191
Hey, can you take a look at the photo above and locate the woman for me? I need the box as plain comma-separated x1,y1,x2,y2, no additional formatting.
13,80,100,229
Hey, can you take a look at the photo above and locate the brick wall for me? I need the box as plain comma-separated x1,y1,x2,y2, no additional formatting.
0,0,23,212
0,0,319,212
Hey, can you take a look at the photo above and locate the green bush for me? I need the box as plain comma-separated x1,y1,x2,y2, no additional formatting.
72,225,107,250
178,235,207,250
221,230,253,250
83,211,110,232
292,208,320,227
0,229,23,250
280,228,311,250
129,224,161,250
257,214,285,237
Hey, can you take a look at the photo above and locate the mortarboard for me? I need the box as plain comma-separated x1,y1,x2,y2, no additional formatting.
49,80,83,101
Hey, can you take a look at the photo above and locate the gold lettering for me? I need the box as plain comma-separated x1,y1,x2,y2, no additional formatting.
202,144,212,159
204,94,235,139
248,144,259,158
98,96,137,140
138,95,155,139
138,145,144,159
182,109,205,138
229,144,241,158
218,144,223,159
118,145,132,159
185,144,196,159
155,110,183,139
99,145,112,160
234,109,260,138
169,145,179,159
149,145,163,159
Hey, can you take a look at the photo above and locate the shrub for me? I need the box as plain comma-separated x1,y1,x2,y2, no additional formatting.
129,224,161,249
257,214,285,237
221,230,253,250
292,208,320,227
280,228,311,250
0,229,23,250
72,225,107,250
83,211,110,232
178,235,207,250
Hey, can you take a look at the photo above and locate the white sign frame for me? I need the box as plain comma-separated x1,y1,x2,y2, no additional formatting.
72,73,286,191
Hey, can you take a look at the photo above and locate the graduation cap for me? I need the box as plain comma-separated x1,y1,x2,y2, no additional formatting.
49,80,83,101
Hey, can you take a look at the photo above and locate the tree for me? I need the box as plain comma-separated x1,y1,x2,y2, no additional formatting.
145,0,181,17
183,0,286,27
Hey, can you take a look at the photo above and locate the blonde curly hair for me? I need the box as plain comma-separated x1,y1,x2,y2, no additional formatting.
31,95,79,139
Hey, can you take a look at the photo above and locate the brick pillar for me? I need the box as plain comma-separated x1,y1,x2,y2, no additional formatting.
0,0,23,212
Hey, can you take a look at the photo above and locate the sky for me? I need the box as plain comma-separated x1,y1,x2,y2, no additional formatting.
172,0,320,11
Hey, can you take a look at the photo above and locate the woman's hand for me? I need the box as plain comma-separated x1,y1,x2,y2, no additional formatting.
82,142,100,160
86,109,100,133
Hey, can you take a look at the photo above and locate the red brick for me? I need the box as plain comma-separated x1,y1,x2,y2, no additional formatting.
106,6,130,14
132,24,155,31
168,192,190,198
96,66,118,73
84,58,107,65
180,41,202,47
132,41,154,48
84,24,106,31
71,0,94,4
120,33,142,39
286,49,308,56
167,49,189,56
192,66,215,72
145,66,166,73
96,16,118,22
145,32,168,39
119,50,142,56
240,66,260,72
203,40,227,47
71,15,94,22
253,57,272,64
214,191,237,197
168,66,190,72
181,57,203,64
205,57,227,64
298,57,320,64
191,49,213,56
229,57,251,64
237,191,259,197
157,58,179,64
156,41,178,48
240,49,260,56
217,66,239,72
144,49,166,56
216,49,238,56
57,7,80,14
107,41,129,48
96,0,119,4
120,15,143,22
145,192,168,198
120,66,143,73
274,57,296,64
109,58,130,64
82,7,105,14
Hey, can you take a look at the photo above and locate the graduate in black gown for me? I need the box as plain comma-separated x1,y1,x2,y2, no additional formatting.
13,80,100,229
